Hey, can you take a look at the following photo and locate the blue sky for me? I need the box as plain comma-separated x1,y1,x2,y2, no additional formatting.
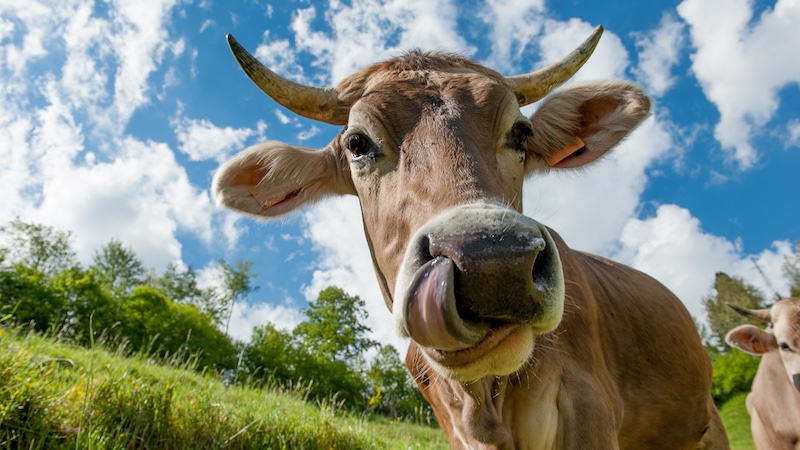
1,0,798,350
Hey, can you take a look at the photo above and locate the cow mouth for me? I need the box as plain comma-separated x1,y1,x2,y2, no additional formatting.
404,256,520,358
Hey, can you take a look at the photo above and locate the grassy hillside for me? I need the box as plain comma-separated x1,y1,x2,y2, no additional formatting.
0,328,448,449
719,393,755,450
1,325,758,449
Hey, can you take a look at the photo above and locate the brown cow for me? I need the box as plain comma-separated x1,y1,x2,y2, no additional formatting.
726,299,800,450
213,26,729,449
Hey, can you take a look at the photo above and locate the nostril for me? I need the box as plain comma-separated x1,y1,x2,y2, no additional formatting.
529,237,551,292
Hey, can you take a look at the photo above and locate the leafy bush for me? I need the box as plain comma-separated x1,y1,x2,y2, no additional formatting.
712,349,760,404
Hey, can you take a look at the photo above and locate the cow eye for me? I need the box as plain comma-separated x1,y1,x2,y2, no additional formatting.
344,133,372,159
779,342,793,353
511,122,533,150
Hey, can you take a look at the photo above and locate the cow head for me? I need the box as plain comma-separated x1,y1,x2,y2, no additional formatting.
726,298,800,393
213,27,651,382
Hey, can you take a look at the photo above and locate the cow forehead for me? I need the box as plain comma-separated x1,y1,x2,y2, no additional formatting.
344,73,520,151
773,299,800,340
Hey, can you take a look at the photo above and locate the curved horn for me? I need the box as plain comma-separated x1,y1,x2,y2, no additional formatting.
727,303,772,323
227,34,350,125
506,25,604,106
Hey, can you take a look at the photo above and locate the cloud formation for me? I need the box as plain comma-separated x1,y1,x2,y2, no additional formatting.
678,0,800,169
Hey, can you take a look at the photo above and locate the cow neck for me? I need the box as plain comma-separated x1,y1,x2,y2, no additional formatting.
460,376,514,448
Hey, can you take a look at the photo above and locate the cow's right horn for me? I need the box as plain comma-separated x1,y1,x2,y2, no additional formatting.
506,25,603,106
227,35,350,125
727,303,772,323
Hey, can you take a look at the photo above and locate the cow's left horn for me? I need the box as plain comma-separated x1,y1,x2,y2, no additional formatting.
227,35,350,125
506,25,603,106
727,303,772,323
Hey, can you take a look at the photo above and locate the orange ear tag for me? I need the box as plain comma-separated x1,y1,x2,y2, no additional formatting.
250,187,284,211
544,137,585,167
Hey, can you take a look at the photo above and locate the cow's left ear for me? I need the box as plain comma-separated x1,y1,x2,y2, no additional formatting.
726,324,778,355
526,80,650,172
213,141,355,219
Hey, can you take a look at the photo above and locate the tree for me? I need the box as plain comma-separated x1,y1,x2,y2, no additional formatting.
711,348,760,404
91,239,145,296
151,263,206,305
241,322,369,409
209,259,258,334
702,272,766,351
0,219,76,276
367,345,430,420
294,286,377,363
0,264,67,332
240,323,297,385
784,240,800,297
50,267,122,346
120,286,236,370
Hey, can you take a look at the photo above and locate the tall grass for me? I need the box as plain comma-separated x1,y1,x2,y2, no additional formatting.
0,326,448,449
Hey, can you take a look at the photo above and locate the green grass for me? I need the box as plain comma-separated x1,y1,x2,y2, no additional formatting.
719,392,755,450
2,324,758,450
0,327,448,449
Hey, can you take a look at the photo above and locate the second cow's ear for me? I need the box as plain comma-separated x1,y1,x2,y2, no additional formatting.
726,324,778,355
526,80,651,172
213,141,355,218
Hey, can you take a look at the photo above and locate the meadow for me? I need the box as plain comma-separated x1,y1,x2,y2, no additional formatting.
0,327,754,449
0,329,448,449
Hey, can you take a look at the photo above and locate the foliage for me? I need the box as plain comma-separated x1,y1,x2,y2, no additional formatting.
0,219,76,275
367,345,431,421
91,239,146,296
0,220,434,423
242,322,369,410
711,349,761,404
0,264,67,332
51,267,122,347
151,262,208,306
784,240,800,297
294,286,377,363
213,259,258,333
120,286,236,371
702,272,766,352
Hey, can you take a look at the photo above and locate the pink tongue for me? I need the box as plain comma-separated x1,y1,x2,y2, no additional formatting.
404,257,489,351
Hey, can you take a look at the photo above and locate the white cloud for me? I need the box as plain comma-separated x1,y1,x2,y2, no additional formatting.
0,0,223,276
788,119,800,147
227,301,303,342
677,0,800,169
254,30,310,84
479,0,546,72
525,114,673,255
290,0,469,85
632,13,685,97
614,204,792,319
173,114,258,162
31,137,215,271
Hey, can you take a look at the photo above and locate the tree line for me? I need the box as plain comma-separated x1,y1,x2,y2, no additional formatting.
2,218,798,414
0,219,430,422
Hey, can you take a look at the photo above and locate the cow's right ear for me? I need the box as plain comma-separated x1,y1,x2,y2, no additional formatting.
213,141,355,218
725,324,778,355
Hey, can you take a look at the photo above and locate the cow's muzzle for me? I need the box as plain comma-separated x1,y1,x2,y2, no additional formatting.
394,203,565,356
